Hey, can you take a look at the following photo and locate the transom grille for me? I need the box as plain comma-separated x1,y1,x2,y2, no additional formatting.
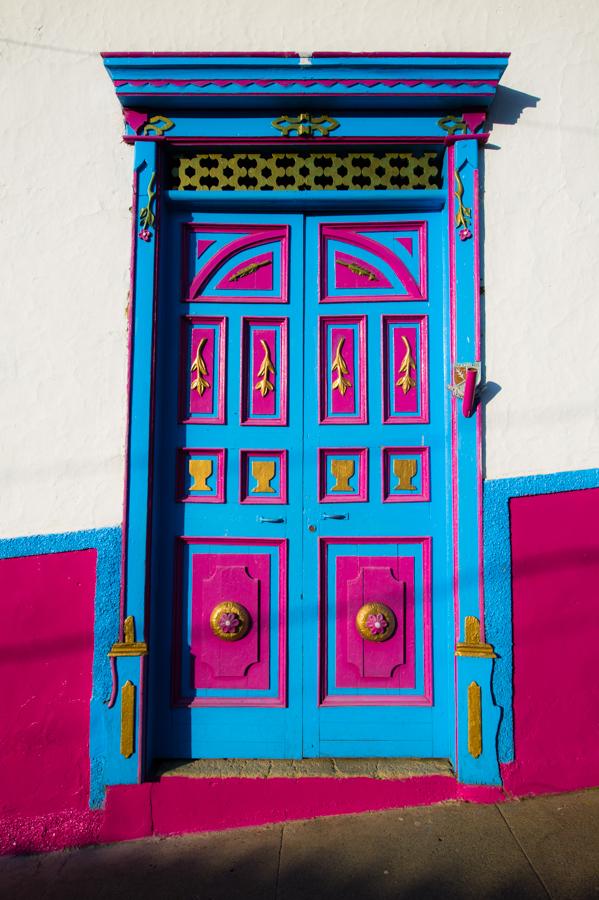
169,149,443,191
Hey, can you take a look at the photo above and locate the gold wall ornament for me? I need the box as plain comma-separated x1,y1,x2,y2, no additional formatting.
190,338,210,396
254,340,275,397
356,603,397,642
396,335,416,394
169,149,443,192
251,460,276,493
331,337,351,396
120,680,136,759
393,458,418,491
138,171,156,234
467,681,483,759
272,113,340,137
108,615,148,657
438,115,468,135
337,260,377,281
189,458,213,491
142,114,174,136
229,259,271,282
455,616,496,658
330,458,355,492
210,602,251,641
454,170,473,233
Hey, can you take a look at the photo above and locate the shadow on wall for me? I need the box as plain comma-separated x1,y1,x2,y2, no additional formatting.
487,85,540,128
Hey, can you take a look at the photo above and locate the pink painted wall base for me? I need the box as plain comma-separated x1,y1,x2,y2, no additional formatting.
0,775,504,855
502,487,599,796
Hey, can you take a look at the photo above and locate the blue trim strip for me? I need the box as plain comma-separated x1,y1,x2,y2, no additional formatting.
484,467,599,763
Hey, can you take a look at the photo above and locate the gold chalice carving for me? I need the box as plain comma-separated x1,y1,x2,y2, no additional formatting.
188,458,213,492
393,458,417,491
330,458,355,492
355,602,397,643
251,460,276,493
210,601,251,642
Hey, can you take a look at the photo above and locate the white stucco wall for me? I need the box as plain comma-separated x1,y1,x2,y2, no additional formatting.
1,0,598,538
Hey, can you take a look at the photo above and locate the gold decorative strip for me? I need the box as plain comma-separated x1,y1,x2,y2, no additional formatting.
190,338,210,396
467,681,482,759
455,616,496,658
170,150,442,192
454,169,473,237
272,113,339,137
396,335,416,394
331,337,351,396
142,115,174,136
120,680,136,759
108,615,148,658
255,340,275,397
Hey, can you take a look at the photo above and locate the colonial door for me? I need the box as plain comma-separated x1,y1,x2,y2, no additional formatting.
150,207,452,759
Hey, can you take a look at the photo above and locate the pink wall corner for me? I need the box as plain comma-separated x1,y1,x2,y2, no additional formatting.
507,487,599,795
0,549,97,819
100,783,153,844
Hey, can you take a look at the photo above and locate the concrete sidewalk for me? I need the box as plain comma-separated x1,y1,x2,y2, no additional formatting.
2,789,599,899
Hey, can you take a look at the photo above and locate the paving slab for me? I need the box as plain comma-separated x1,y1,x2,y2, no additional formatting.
3,792,599,899
0,823,283,900
499,789,599,899
278,803,548,899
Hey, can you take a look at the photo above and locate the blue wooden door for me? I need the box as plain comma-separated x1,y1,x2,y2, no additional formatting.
150,208,452,760
302,214,451,757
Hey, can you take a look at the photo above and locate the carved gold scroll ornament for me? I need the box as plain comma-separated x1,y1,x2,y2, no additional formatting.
255,340,275,397
396,335,416,394
190,338,210,396
331,337,351,396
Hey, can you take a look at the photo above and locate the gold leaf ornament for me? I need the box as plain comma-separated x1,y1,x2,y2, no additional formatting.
396,335,416,394
255,339,275,397
229,259,271,282
190,338,210,396
331,337,352,396
337,260,377,281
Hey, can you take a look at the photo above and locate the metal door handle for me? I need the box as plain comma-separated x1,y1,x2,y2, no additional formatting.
320,513,348,520
256,515,286,524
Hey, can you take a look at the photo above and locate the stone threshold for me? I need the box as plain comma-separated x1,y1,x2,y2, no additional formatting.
155,757,454,780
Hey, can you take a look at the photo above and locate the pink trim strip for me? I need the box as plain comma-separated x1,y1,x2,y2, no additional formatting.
318,315,368,424
114,78,499,88
179,316,227,425
185,225,288,304
381,446,431,503
240,316,289,426
320,222,427,303
473,168,485,638
239,449,288,504
103,51,301,58
318,447,368,503
381,315,429,425
177,448,226,503
310,51,510,58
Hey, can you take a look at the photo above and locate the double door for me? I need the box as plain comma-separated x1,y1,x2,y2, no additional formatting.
150,210,452,759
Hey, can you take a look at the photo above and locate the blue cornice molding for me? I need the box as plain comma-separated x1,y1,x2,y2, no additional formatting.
103,52,510,113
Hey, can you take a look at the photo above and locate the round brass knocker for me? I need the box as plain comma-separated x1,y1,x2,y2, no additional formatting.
210,602,251,641
355,603,396,643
